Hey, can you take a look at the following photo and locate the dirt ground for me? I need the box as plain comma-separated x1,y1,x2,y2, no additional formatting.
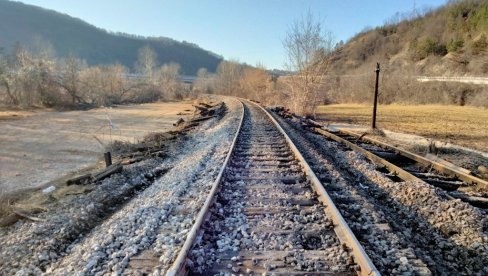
316,104,488,152
0,102,193,194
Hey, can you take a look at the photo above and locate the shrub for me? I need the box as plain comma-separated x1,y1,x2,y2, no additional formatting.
447,37,464,52
409,38,447,60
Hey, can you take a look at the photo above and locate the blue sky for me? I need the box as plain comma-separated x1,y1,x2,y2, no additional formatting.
19,0,447,69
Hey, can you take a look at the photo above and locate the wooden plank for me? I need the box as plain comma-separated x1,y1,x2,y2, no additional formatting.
450,193,488,208
66,173,93,186
93,163,123,181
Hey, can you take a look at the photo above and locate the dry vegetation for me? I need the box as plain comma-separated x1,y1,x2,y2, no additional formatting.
202,12,334,116
316,104,488,151
325,0,488,107
0,44,189,109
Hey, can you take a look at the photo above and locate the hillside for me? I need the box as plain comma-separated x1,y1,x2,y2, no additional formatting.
0,0,222,75
330,0,488,76
326,0,488,107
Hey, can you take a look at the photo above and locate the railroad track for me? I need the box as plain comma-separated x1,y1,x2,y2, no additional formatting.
270,109,488,275
167,101,378,275
312,128,488,208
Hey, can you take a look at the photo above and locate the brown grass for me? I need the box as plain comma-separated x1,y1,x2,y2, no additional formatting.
316,104,488,152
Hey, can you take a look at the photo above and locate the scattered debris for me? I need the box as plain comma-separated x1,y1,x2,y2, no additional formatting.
174,118,185,126
42,186,56,194
66,174,92,186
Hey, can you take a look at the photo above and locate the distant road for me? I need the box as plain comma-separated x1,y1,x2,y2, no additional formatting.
417,76,488,85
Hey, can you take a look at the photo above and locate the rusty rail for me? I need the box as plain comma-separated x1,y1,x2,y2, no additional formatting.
337,129,488,190
166,100,245,276
255,101,380,276
314,128,421,183
168,99,380,275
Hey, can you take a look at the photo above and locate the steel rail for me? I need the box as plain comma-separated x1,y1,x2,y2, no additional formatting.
252,100,380,276
168,99,380,275
166,100,245,276
314,128,422,183
311,127,488,207
337,129,488,190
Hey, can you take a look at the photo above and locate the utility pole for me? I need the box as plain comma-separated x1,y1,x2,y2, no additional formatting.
372,63,380,129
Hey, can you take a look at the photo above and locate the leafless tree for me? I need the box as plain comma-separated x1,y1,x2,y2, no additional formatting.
214,60,244,96
54,56,86,105
79,66,103,104
135,45,158,82
155,62,182,99
240,65,270,101
100,64,134,104
0,44,56,106
193,67,213,95
283,11,334,116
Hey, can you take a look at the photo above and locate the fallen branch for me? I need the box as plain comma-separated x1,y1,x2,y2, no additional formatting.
173,118,185,126
190,115,216,123
122,156,147,165
12,209,46,222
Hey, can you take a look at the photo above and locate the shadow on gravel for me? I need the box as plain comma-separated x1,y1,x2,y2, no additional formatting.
273,113,488,275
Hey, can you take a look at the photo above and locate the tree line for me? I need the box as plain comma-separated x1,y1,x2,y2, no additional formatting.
0,44,187,109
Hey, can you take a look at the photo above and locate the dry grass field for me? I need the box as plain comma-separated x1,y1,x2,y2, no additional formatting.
0,101,194,194
316,104,488,152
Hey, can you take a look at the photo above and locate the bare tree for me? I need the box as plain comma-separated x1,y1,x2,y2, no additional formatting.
283,11,334,116
100,64,133,104
193,67,213,95
214,60,244,96
155,63,182,99
79,66,103,105
0,44,44,106
0,49,18,105
0,42,60,106
54,56,86,105
240,65,270,101
135,45,158,81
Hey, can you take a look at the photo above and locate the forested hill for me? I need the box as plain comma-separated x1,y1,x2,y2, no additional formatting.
330,0,488,76
0,0,222,75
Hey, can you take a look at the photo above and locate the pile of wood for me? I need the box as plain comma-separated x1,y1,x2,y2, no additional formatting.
269,106,294,119
171,101,227,131
193,101,227,117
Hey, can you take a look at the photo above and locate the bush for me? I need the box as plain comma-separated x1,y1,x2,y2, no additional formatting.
447,37,464,52
376,25,397,36
410,38,448,60
469,4,488,31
